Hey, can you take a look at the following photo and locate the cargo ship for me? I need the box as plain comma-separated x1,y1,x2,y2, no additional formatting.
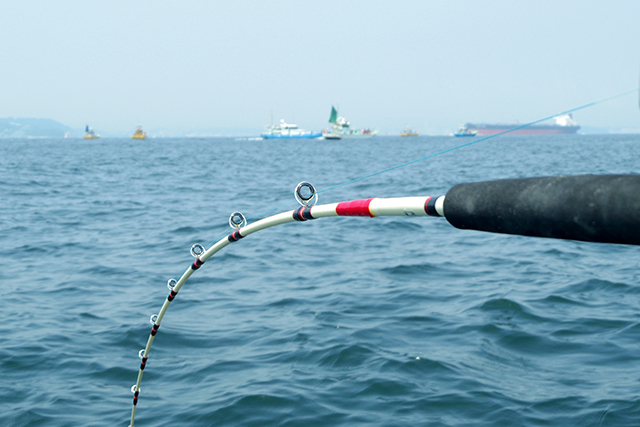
464,114,580,136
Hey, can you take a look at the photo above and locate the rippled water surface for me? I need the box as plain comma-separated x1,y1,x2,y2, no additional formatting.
2,134,640,426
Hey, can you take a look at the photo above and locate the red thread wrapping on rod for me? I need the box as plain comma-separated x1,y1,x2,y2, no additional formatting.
336,198,375,217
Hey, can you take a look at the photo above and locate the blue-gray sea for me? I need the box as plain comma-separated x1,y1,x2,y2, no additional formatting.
2,134,640,427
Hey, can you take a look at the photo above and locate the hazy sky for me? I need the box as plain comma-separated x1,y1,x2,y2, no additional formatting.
2,1,639,134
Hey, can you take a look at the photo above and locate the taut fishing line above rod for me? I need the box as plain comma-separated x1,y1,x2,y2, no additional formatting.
129,87,639,427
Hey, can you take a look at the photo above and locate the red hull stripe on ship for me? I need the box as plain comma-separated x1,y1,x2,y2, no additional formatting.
335,198,375,217
468,128,578,136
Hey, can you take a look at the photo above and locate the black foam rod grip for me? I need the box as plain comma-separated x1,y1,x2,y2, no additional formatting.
443,175,640,245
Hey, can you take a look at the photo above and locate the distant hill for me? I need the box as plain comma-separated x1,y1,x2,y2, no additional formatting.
0,117,72,138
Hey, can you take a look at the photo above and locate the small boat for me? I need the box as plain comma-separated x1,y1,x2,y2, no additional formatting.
132,125,147,139
83,125,100,139
261,120,322,139
322,129,342,140
326,106,378,139
453,125,477,137
400,126,419,137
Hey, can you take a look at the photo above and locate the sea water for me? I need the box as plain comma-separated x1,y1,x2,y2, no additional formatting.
1,134,639,426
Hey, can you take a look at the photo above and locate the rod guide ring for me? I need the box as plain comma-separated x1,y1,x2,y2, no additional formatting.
295,182,318,207
190,244,205,258
229,211,247,229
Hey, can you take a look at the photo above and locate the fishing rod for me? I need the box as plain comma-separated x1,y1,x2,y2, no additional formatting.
129,174,640,426
128,88,639,426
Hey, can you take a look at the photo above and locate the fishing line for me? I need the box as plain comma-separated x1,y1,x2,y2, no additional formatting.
207,87,639,247
130,87,638,427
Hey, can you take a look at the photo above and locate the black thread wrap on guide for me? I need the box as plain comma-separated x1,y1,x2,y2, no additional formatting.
191,258,204,269
293,206,315,221
228,230,244,242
